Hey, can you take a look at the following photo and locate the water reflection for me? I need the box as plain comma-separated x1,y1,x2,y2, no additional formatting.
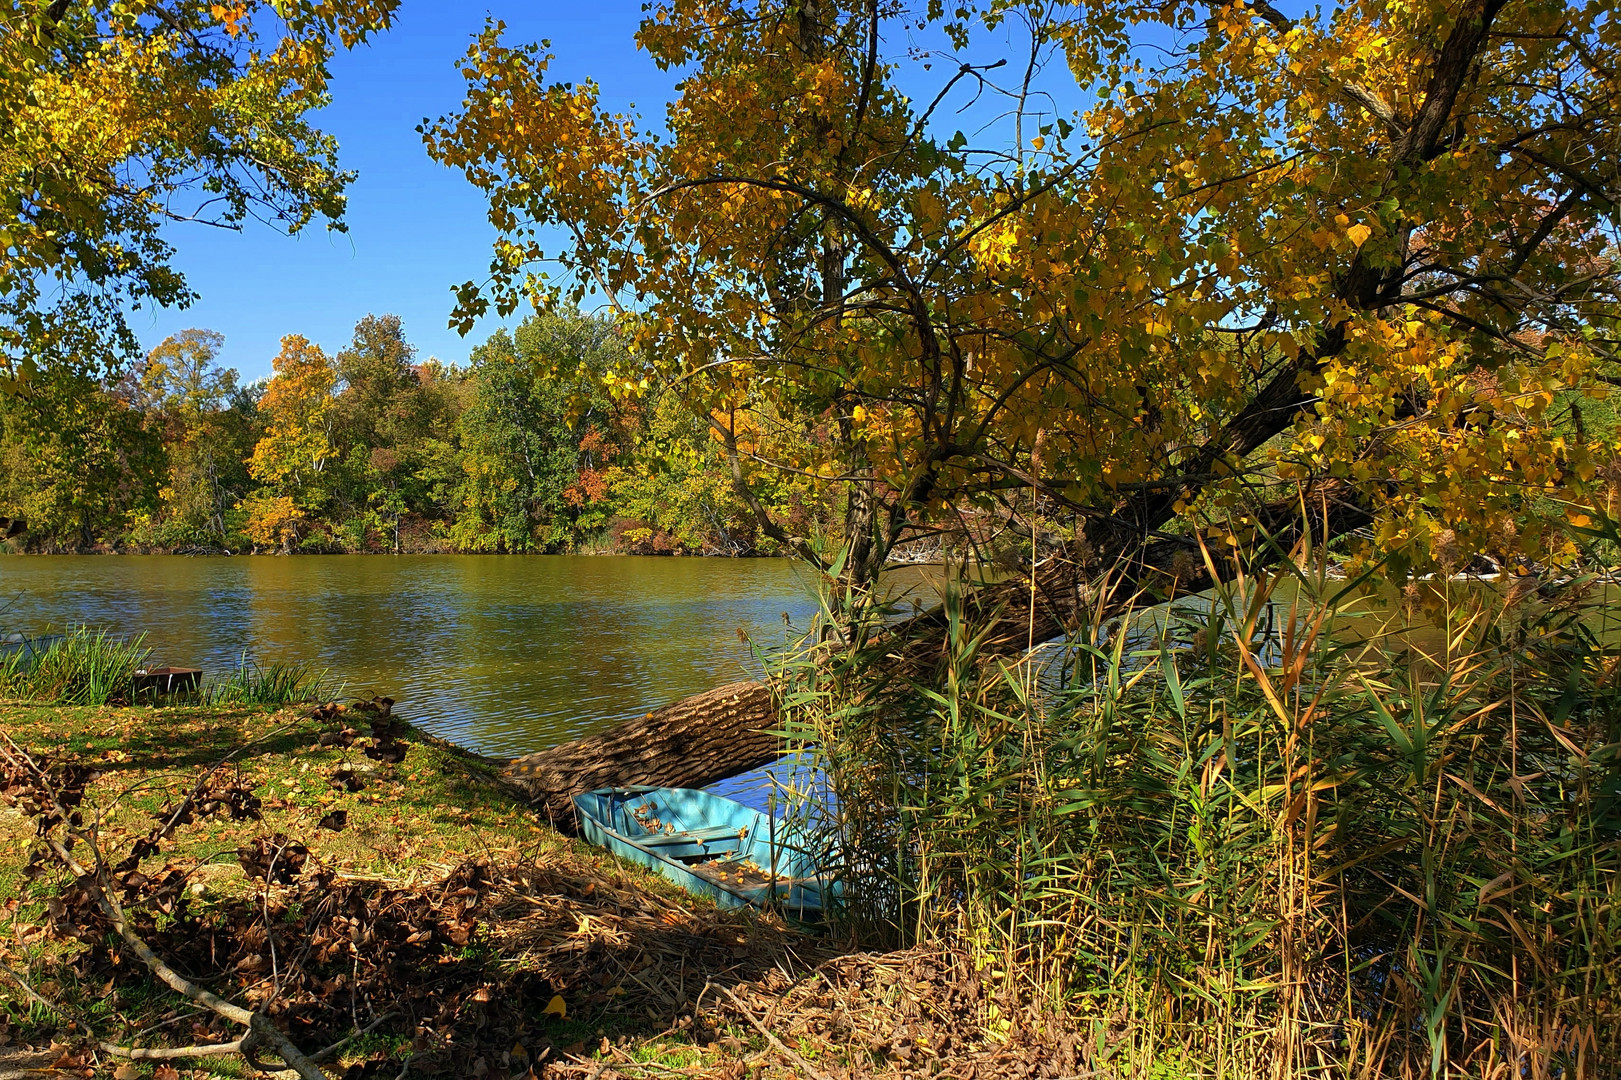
0,555,818,760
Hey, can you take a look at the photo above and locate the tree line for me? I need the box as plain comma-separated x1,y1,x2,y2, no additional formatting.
0,309,834,555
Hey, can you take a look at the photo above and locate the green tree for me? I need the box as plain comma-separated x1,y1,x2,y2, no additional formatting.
607,392,829,554
132,329,260,549
332,315,461,550
0,0,398,391
0,359,162,549
449,310,631,552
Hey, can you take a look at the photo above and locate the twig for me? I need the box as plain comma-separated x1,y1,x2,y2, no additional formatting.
0,960,71,1020
100,1038,247,1060
309,1012,397,1063
5,952,247,1064
720,985,833,1080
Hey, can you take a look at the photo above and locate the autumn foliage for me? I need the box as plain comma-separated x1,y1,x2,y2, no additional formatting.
426,0,1621,587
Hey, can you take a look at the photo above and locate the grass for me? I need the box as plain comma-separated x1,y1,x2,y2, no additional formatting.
0,627,152,705
203,654,337,706
0,700,566,955
0,698,829,1076
770,553,1621,1078
0,630,333,709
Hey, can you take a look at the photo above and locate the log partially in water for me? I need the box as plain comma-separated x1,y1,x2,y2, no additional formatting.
503,680,779,825
501,454,1374,828
500,560,1090,826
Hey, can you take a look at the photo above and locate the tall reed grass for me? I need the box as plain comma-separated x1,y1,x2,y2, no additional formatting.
0,628,152,705
204,654,334,706
769,553,1620,1077
0,632,330,707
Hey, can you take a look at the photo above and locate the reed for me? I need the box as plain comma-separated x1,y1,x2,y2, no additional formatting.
770,554,1621,1078
0,627,152,705
204,654,335,706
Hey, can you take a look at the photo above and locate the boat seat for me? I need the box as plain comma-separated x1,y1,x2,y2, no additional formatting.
641,825,745,847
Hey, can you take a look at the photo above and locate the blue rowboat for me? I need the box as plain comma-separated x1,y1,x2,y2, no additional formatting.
572,786,835,915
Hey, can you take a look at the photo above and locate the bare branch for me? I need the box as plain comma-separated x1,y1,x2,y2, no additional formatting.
0,733,331,1080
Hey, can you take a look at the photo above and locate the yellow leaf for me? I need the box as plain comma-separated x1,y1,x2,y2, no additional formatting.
1346,223,1372,248
543,994,568,1019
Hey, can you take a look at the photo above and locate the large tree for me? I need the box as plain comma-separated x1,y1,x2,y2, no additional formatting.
0,0,397,391
0,353,162,549
135,329,260,548
449,311,634,552
427,0,1621,801
331,315,458,550
428,0,1619,595
243,334,338,552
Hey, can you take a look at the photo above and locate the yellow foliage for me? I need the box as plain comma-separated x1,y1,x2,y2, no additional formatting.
423,0,1621,575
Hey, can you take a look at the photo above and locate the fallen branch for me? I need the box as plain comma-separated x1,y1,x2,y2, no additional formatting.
100,1038,247,1060
0,732,332,1080
0,960,72,1021
720,984,833,1080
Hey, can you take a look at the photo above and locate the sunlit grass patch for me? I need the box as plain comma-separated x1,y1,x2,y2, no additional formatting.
204,655,336,706
0,697,827,1076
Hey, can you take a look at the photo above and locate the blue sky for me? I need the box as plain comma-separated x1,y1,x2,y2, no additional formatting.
136,3,680,381
138,2,1100,382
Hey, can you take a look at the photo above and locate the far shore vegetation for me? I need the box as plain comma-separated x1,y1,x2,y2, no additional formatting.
0,311,838,558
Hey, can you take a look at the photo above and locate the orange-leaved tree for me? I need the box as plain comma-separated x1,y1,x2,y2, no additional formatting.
244,334,337,551
426,0,1620,602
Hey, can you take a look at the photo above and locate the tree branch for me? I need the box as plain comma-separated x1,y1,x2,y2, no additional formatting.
0,734,331,1080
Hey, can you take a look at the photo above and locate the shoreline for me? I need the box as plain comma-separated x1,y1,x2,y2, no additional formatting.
0,546,788,558
0,698,1059,1078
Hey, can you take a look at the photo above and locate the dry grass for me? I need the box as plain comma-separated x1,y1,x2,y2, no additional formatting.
770,561,1621,1079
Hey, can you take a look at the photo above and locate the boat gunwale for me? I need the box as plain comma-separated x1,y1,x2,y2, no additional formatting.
572,786,831,913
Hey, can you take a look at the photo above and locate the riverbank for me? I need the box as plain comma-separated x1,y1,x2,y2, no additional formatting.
0,555,812,766
0,700,1063,1078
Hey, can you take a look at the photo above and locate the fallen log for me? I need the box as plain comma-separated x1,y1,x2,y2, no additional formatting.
502,560,1088,825
504,681,779,824
503,487,1372,826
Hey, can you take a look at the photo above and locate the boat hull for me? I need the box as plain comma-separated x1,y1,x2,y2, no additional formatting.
572,786,833,914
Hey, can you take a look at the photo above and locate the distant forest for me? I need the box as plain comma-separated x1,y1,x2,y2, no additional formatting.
0,309,834,555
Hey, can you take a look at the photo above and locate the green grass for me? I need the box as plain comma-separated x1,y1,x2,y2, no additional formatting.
0,698,826,1077
0,701,565,919
0,627,152,705
203,654,337,705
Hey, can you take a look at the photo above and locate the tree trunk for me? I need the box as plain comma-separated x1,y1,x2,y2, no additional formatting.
504,681,778,825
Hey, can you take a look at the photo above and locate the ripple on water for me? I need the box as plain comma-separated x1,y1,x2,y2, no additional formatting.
0,554,819,765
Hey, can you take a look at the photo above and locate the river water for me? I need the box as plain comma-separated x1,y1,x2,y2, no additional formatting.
0,556,823,766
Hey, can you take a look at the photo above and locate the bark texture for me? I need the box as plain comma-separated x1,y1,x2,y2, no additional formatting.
505,681,779,825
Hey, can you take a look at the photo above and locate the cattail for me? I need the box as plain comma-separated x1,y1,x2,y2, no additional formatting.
1432,527,1461,573
1505,572,1538,607
1030,427,1048,481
